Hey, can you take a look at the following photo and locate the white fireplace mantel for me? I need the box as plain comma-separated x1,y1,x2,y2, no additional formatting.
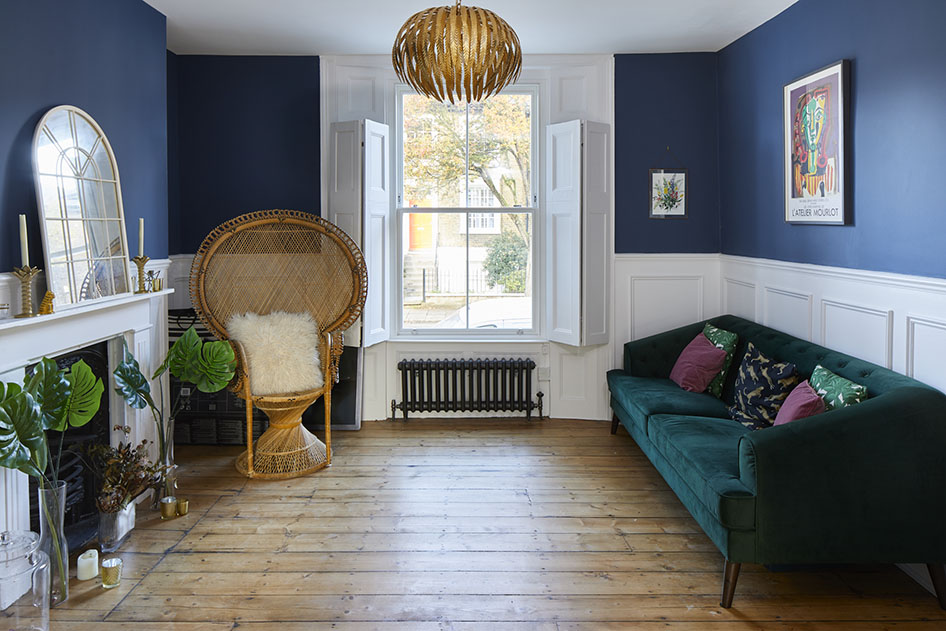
0,261,173,533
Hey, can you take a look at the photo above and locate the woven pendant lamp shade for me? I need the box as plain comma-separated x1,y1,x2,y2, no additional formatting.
392,1,522,103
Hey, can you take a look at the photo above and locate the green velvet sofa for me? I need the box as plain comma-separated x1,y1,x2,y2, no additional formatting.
607,314,946,608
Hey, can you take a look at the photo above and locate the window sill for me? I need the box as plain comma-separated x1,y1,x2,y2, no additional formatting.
388,334,547,344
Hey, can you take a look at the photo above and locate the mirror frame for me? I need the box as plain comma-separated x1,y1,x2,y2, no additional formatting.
31,105,132,309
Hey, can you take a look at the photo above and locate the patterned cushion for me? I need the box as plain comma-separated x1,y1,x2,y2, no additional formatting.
728,342,800,430
810,364,868,410
703,323,738,398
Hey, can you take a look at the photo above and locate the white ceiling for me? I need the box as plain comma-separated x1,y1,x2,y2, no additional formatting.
146,0,798,56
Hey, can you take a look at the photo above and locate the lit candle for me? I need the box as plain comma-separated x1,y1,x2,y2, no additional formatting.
77,549,99,581
19,214,29,268
138,218,144,257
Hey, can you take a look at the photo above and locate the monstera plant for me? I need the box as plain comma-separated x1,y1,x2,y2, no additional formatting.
113,326,235,503
0,358,104,605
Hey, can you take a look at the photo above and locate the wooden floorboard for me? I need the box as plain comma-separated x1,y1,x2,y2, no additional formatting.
55,418,944,628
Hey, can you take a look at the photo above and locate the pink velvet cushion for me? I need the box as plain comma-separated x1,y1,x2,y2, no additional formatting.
669,333,728,393
774,380,826,425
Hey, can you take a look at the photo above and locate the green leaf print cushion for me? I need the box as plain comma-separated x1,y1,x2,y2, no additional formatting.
810,364,868,411
702,323,738,398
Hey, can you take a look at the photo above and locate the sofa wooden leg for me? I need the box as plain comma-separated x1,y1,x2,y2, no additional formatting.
610,414,620,435
720,560,741,609
928,563,946,610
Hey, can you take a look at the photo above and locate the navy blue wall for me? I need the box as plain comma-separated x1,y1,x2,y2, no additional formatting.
614,53,720,253
174,56,321,253
718,0,946,278
0,0,167,271
167,51,181,255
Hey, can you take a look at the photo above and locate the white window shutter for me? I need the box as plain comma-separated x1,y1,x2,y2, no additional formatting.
581,121,610,346
328,119,391,348
361,119,391,347
546,120,582,346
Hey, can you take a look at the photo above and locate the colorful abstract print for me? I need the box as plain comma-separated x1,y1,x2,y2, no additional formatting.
729,342,800,431
791,80,837,199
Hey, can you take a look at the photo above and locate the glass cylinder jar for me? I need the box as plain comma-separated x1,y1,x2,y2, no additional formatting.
151,416,178,510
36,481,68,606
98,502,136,554
0,531,50,631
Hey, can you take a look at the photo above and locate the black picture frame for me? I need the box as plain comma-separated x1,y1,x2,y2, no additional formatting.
783,59,850,225
649,168,688,219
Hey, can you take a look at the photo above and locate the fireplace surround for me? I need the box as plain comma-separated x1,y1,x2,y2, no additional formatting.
0,260,172,533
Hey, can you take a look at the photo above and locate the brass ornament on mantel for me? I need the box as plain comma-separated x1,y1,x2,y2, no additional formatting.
392,0,522,103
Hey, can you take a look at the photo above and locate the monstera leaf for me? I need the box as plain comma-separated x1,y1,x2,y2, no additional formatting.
26,357,70,431
62,360,104,428
113,348,153,410
153,326,201,383
194,340,236,393
0,390,46,478
153,326,235,393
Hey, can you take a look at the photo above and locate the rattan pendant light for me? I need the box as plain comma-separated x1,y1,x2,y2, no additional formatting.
392,0,522,103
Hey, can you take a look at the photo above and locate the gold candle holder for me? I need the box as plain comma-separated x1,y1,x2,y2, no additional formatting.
160,496,177,520
176,498,189,516
101,557,122,589
132,255,150,294
12,266,40,318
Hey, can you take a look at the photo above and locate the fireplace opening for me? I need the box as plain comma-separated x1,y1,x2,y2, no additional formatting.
28,341,110,551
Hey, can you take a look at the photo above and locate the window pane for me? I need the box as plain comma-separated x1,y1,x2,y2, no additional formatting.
468,94,532,207
401,94,465,208
402,212,467,329
401,212,532,330
469,213,532,329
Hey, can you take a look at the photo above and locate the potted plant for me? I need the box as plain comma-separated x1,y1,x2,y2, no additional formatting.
86,427,166,552
113,326,235,505
0,358,104,606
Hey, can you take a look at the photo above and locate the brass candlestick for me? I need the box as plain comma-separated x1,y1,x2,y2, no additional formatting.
132,255,150,294
12,266,40,318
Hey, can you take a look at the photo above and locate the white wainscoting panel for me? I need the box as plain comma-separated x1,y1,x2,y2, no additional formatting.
907,316,946,392
763,286,813,341
821,300,893,368
723,277,756,321
612,254,721,369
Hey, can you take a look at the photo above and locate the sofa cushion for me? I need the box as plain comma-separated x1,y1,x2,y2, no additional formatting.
669,333,727,393
774,380,825,425
647,414,756,530
729,342,799,430
703,323,739,399
810,364,869,411
607,370,729,433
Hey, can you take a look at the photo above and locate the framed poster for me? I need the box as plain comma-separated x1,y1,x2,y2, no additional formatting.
784,60,849,224
649,168,687,218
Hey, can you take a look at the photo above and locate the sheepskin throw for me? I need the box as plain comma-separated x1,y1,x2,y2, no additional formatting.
227,311,324,396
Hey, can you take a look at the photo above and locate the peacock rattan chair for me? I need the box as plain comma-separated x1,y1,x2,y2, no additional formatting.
190,210,367,479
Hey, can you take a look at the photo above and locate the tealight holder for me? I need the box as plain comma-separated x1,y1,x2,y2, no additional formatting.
12,266,40,318
176,498,189,516
160,496,177,520
132,255,150,294
101,557,122,589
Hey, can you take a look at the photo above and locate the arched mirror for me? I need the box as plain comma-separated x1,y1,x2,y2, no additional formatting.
32,105,131,308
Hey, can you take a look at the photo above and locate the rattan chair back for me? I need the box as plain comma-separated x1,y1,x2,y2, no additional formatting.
190,210,367,340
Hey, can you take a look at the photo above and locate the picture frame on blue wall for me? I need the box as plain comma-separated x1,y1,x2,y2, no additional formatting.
784,60,850,225
649,168,687,219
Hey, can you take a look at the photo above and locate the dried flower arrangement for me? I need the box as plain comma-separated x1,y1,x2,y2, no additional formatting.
86,426,167,514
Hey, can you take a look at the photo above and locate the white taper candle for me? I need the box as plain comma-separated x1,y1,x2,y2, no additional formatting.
19,214,29,268
138,217,144,257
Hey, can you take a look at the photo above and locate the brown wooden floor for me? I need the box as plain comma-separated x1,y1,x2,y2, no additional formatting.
55,418,945,629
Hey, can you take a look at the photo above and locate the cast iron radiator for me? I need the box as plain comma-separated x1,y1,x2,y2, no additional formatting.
392,358,543,420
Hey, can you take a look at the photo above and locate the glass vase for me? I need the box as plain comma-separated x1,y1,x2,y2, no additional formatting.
98,502,136,554
36,481,68,607
150,416,178,510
